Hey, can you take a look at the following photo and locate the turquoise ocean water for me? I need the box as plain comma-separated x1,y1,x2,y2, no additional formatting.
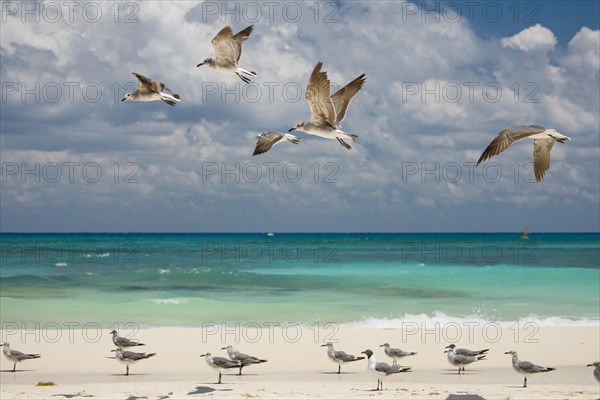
1,233,598,328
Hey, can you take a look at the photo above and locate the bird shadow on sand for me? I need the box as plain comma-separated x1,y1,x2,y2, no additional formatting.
1,369,35,373
446,395,486,400
52,394,94,399
187,386,233,395
109,373,148,377
319,371,359,375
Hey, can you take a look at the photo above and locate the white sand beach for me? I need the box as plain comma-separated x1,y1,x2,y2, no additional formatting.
1,325,599,399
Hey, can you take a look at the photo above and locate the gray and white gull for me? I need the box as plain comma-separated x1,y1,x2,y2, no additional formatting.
201,352,241,384
121,73,181,106
321,342,364,374
197,25,256,83
379,343,417,366
222,344,267,375
477,125,571,182
253,132,300,156
505,350,555,387
361,349,411,391
289,62,366,150
1,342,41,372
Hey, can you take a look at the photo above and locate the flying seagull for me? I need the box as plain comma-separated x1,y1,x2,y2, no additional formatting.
222,345,267,375
1,342,41,372
121,73,181,106
112,347,156,376
110,330,145,348
379,343,417,366
253,131,300,156
361,349,411,391
445,344,488,357
321,342,364,374
197,25,256,83
289,62,366,150
445,347,486,374
477,125,571,181
587,361,600,382
201,352,241,384
505,350,555,387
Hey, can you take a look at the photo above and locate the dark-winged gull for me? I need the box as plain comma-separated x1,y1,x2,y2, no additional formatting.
201,352,241,384
1,342,41,372
121,73,181,106
221,345,267,375
321,342,365,374
445,347,486,374
112,347,156,376
587,361,600,382
477,125,571,181
289,62,366,150
445,344,489,357
110,330,145,348
197,25,256,83
361,349,411,391
379,343,417,366
505,350,555,387
252,132,300,156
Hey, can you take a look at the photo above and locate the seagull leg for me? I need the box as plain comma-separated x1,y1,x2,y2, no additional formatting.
238,366,243,376
337,365,341,374
12,362,16,372
126,365,129,376
336,138,352,150
392,359,397,366
523,376,527,388
236,73,251,84
218,372,222,384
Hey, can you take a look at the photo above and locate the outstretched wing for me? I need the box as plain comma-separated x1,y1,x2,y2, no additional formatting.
330,73,366,125
533,138,555,181
253,133,282,156
477,126,545,165
212,25,237,65
306,62,336,127
233,25,253,62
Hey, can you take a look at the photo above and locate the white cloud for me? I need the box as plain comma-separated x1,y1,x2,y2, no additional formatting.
501,24,557,52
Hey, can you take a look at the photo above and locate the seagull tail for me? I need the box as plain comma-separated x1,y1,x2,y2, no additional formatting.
346,133,359,141
544,367,556,372
479,349,490,354
173,94,181,100
353,356,366,361
477,355,486,361
238,68,257,77
145,353,157,359
29,354,41,359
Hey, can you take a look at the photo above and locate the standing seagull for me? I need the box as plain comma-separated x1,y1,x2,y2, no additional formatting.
1,342,41,372
222,345,267,375
321,343,365,374
121,73,181,106
587,361,600,382
505,351,555,387
289,62,366,150
445,347,486,374
477,125,571,181
197,25,256,83
361,349,411,391
112,347,156,376
110,330,145,348
445,344,489,357
253,131,300,155
379,343,417,365
201,352,241,384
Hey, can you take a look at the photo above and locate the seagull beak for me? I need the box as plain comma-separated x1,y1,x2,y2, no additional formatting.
121,97,126,102
504,352,510,354
378,344,385,347
288,127,296,132
200,354,207,357
221,347,227,350
320,344,327,347
197,62,205,67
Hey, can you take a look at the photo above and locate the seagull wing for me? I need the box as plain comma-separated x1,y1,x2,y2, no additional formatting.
477,126,545,165
533,138,555,182
253,133,283,156
330,73,366,125
306,62,336,127
132,72,157,94
212,25,237,65
232,25,253,62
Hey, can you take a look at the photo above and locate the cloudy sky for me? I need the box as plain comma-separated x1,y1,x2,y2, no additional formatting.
1,0,598,232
